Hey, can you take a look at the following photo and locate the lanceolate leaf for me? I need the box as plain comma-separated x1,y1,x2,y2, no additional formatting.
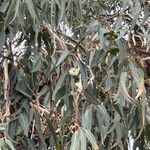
84,84,100,104
46,115,61,150
135,78,145,100
0,30,5,53
141,6,149,25
15,75,33,99
129,62,145,100
19,111,30,136
0,138,5,148
25,0,37,21
85,129,99,150
52,72,68,100
55,49,69,67
120,72,133,102
5,139,15,150
10,0,21,24
82,106,92,130
70,130,80,150
79,129,87,150
58,0,66,25
26,139,37,150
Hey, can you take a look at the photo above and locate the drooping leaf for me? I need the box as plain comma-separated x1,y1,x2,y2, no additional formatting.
79,128,87,150
55,85,66,101
84,84,100,105
31,54,43,72
70,130,80,150
85,129,99,150
34,110,46,147
15,75,33,99
10,0,21,24
52,72,67,100
26,138,37,150
46,115,61,150
25,0,37,21
19,110,30,136
55,49,69,67
120,72,133,102
0,30,5,53
37,85,49,99
77,58,88,88
135,78,145,100
0,123,6,131
0,138,5,149
82,106,93,130
5,139,15,150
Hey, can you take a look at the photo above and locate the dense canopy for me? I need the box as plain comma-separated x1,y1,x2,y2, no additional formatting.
0,0,150,149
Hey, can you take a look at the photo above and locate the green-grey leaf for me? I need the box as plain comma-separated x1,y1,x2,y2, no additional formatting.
79,129,87,150
82,106,92,130
10,0,21,24
19,111,29,136
37,85,49,99
120,72,133,102
70,130,79,150
0,30,5,53
85,129,99,150
0,138,5,149
5,139,15,150
52,72,67,100
25,0,37,21
55,49,69,67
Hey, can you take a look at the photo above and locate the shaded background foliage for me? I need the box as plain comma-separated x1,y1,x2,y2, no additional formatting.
0,0,150,149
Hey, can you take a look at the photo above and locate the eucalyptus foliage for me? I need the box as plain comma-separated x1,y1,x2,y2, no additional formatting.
0,0,150,149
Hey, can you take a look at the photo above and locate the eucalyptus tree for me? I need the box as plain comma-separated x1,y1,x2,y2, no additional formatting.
0,0,150,149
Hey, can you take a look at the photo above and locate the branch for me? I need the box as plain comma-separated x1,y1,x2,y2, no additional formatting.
2,43,11,122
